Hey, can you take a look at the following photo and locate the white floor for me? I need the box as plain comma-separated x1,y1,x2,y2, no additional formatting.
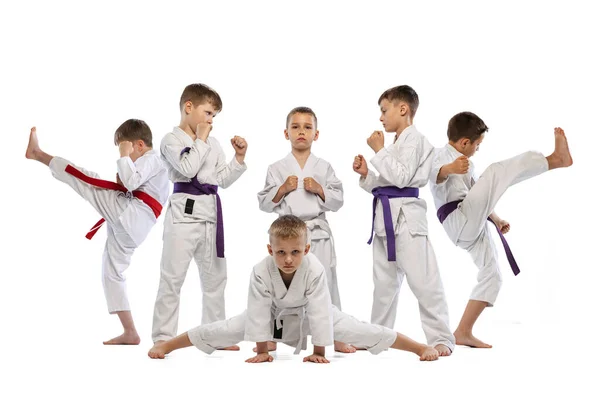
5,317,594,400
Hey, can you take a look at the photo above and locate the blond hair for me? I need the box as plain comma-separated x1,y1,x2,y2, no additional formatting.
268,215,307,242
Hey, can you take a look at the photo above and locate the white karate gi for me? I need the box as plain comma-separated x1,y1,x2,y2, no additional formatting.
49,151,169,313
430,144,549,305
257,153,343,309
187,253,397,355
152,127,247,342
359,125,454,350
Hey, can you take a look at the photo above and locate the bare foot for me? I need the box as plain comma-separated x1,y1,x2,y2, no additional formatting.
419,346,439,361
351,345,367,351
547,127,573,169
25,127,40,160
253,341,277,352
217,345,240,351
454,331,492,348
434,344,452,357
103,331,140,345
148,341,170,359
334,341,357,353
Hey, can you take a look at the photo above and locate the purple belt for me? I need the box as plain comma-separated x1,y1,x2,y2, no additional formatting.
175,147,224,258
437,201,520,276
368,186,420,262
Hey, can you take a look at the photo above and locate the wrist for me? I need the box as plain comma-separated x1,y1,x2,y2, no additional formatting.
313,346,326,356
256,342,269,354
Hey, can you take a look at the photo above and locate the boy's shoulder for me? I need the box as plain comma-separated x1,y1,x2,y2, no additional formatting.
136,150,168,175
252,255,274,278
310,153,332,168
270,152,292,165
304,252,326,276
160,128,184,146
405,126,429,144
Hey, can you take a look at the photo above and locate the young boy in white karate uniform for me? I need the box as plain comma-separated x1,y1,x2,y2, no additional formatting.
257,106,353,353
353,85,454,356
148,215,439,362
429,111,573,348
152,83,248,347
25,120,169,345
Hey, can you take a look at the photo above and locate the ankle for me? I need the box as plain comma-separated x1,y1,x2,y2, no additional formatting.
454,329,472,336
416,344,428,355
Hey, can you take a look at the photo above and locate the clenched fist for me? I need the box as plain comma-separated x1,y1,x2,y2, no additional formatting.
119,141,134,157
282,175,298,194
450,155,469,174
494,219,510,234
231,135,247,156
353,154,368,177
303,177,322,194
196,122,212,142
367,131,385,153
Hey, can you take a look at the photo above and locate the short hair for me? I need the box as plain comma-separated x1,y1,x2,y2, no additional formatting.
447,112,489,142
378,85,419,118
114,119,153,147
268,215,307,242
179,83,223,112
286,106,318,128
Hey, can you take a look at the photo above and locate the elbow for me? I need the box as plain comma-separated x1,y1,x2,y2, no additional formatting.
217,179,232,189
327,198,343,212
258,202,273,212
257,197,270,212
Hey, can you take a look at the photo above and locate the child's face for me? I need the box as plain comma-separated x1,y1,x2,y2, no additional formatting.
461,134,485,157
184,101,218,126
285,113,319,150
379,99,407,133
267,236,310,276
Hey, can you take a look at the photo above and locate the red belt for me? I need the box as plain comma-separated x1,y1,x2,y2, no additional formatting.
65,165,163,239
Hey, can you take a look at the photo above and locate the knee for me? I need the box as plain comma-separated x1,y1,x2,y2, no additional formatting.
102,264,125,283
480,266,503,297
489,267,503,289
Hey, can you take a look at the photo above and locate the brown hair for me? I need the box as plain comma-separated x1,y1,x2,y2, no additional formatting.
179,83,223,112
114,119,153,147
286,106,318,128
447,112,489,142
268,215,307,242
378,85,419,117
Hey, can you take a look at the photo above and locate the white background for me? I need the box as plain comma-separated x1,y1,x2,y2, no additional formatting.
1,1,598,399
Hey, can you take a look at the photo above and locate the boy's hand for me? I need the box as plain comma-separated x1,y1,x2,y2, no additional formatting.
367,131,385,153
353,154,368,177
119,141,134,157
231,136,247,156
303,354,330,363
494,219,510,234
283,175,298,193
450,155,469,174
245,353,274,363
303,177,322,194
196,122,212,142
